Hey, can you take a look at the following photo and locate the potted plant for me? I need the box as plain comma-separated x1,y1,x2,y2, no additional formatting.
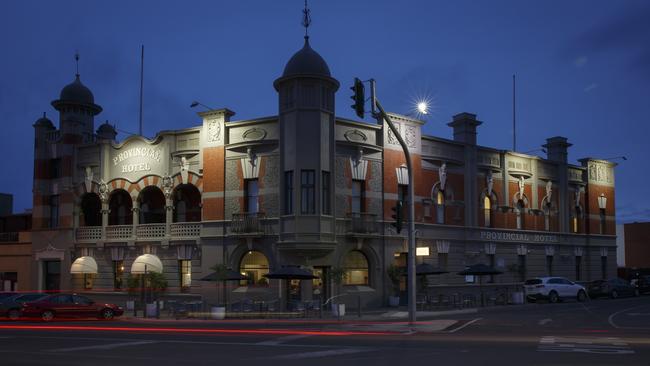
209,264,230,319
387,264,403,307
329,267,347,317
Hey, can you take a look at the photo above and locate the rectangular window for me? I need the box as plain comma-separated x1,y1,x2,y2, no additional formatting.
601,256,607,280
351,180,364,215
575,256,582,281
438,253,448,269
51,158,62,179
284,171,293,214
423,199,432,218
113,260,124,290
322,171,331,215
301,170,315,214
179,260,192,290
245,179,259,214
518,255,527,282
546,255,553,276
49,195,59,228
599,209,606,234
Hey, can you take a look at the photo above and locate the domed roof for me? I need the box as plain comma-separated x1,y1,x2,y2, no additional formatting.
34,112,54,128
59,74,94,104
282,37,331,78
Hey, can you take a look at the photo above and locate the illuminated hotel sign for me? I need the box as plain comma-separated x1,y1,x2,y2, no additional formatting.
109,139,168,180
113,147,162,173
479,231,559,243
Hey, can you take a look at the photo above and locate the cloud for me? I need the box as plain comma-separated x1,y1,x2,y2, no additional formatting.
583,83,598,92
574,56,588,68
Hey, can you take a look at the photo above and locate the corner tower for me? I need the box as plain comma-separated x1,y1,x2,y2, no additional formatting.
274,10,340,258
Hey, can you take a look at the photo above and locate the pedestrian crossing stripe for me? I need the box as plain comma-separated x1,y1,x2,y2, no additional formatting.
537,337,634,355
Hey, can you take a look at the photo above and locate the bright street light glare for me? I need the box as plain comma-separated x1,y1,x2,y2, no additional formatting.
417,102,429,115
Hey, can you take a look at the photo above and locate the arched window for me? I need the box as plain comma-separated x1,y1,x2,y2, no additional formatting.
138,186,166,224
516,199,525,230
173,184,201,222
343,250,369,285
436,190,445,224
239,251,269,286
108,189,132,226
483,196,491,228
572,206,581,233
80,193,101,226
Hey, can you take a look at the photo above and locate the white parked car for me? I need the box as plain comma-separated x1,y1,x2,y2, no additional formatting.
524,277,588,303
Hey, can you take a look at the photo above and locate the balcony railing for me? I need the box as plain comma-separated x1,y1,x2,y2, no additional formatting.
0,232,19,243
105,225,133,240
76,226,102,242
136,223,166,239
231,212,266,234
171,222,201,238
347,212,379,234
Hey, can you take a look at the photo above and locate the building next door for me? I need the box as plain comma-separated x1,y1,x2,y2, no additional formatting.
43,260,61,292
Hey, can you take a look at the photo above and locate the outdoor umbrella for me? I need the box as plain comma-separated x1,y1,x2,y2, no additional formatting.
264,265,317,311
199,269,248,309
457,263,503,306
401,263,449,303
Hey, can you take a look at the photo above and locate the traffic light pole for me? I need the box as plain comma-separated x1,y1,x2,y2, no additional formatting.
373,97,417,326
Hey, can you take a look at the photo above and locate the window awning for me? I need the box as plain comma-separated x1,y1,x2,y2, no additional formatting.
70,256,98,274
131,254,163,274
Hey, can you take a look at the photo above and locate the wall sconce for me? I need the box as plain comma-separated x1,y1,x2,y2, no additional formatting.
597,193,607,210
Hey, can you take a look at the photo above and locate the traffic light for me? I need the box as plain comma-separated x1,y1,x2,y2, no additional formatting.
391,200,403,234
350,77,365,119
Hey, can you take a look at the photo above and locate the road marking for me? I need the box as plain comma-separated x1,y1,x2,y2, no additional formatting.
447,318,482,333
538,318,552,325
608,304,650,329
256,334,312,345
47,340,157,353
538,336,634,354
267,347,373,360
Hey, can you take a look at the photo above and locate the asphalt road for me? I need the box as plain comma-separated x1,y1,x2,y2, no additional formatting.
1,296,649,366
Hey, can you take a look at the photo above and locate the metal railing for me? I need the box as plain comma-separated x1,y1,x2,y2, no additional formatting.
231,212,266,234
0,232,19,243
346,212,379,234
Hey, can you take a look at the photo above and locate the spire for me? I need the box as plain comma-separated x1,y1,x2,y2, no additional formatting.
75,50,80,77
301,0,311,39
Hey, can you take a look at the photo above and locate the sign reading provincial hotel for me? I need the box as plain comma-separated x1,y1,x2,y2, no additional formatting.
479,230,559,243
109,139,168,181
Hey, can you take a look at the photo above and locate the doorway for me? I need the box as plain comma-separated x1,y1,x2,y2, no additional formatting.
43,260,61,292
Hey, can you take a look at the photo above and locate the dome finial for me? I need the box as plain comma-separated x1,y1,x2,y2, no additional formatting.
301,0,311,39
74,50,80,77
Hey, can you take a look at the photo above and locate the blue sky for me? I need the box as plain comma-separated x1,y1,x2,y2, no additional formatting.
1,0,648,222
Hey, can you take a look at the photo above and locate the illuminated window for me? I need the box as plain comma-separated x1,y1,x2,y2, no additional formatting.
113,260,124,290
344,250,369,286
179,260,192,291
239,251,269,286
436,190,445,224
484,196,491,227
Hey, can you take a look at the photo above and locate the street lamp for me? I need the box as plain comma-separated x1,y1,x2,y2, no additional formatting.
417,101,428,115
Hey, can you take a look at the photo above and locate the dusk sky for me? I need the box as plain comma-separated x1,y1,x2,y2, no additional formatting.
1,0,648,222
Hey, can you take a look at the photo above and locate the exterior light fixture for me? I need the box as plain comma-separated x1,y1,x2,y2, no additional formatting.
598,193,607,210
417,101,428,115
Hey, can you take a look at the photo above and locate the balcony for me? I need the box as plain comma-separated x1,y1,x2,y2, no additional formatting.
171,222,201,238
105,225,133,241
75,226,102,242
231,212,266,235
136,223,166,239
346,213,379,235
0,232,19,243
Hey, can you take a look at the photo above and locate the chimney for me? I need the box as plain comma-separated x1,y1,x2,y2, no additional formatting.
543,136,572,163
447,112,482,145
